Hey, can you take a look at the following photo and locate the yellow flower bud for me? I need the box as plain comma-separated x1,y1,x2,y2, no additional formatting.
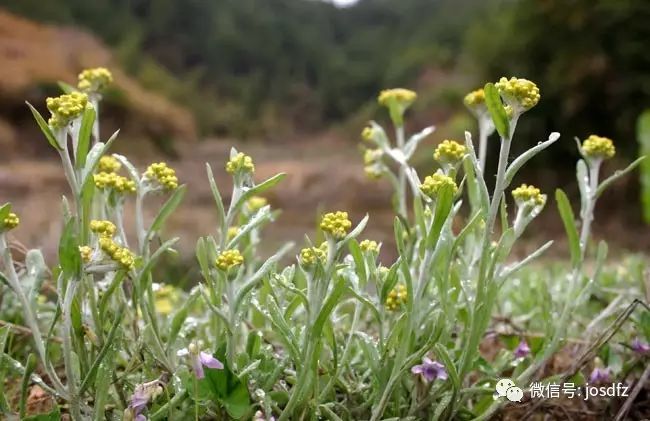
98,156,121,173
46,92,89,128
79,246,93,263
90,220,117,237
386,284,407,311
227,226,240,241
463,89,485,108
378,88,417,108
320,211,352,240
433,140,466,164
582,135,615,160
420,173,457,198
216,249,244,271
511,184,546,207
144,162,179,191
78,67,113,93
359,239,380,253
299,244,327,266
226,152,255,174
2,212,20,231
495,77,540,111
246,196,268,212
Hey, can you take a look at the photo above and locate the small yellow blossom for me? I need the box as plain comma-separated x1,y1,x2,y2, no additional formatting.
359,239,380,253
226,152,255,174
363,149,383,166
378,88,417,108
420,173,458,198
512,184,546,207
320,211,352,240
97,156,121,173
78,67,113,93
434,140,466,164
154,284,180,315
582,135,615,160
93,172,136,193
46,92,89,128
463,89,485,108
216,249,244,271
2,212,20,231
299,243,327,266
386,284,407,311
364,166,383,180
98,237,135,269
246,196,268,212
90,220,117,237
495,77,540,111
361,126,376,142
144,162,179,190
227,226,240,241
79,246,92,263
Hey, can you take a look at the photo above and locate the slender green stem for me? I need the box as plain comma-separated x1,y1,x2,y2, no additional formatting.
396,125,408,218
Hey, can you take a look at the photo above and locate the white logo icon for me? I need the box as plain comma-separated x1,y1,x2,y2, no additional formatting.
494,378,523,402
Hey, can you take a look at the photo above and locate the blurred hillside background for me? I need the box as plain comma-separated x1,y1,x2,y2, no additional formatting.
0,0,648,270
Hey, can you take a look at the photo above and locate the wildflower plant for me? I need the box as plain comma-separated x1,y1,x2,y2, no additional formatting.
0,68,647,421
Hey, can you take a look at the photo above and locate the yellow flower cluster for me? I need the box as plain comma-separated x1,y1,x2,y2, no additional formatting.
582,135,615,160
78,67,113,93
227,226,240,241
154,284,180,315
378,88,417,108
216,249,244,271
226,152,255,174
2,212,20,231
98,156,121,173
359,239,380,253
361,126,376,142
495,77,540,110
386,284,407,311
46,92,89,128
246,196,267,212
463,89,485,107
145,162,179,190
511,184,546,206
90,220,117,237
99,237,135,270
94,172,136,193
79,246,93,263
299,243,327,266
420,173,458,198
363,149,383,165
434,140,466,164
320,211,352,240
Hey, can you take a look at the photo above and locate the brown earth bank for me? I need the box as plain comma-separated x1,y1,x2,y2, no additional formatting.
0,9,196,159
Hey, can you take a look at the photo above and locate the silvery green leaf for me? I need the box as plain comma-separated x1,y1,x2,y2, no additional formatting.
146,186,186,241
500,240,553,280
576,159,589,216
504,132,560,186
81,129,119,184
230,147,239,159
206,163,227,236
113,152,140,182
404,125,435,158
368,121,390,149
226,205,272,249
233,242,293,314
338,214,369,250
464,131,490,212
484,82,510,139
596,156,644,198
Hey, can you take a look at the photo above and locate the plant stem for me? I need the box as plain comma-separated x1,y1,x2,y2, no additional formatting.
396,125,407,219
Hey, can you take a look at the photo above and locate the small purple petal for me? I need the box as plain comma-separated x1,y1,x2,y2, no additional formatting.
631,338,650,354
589,367,611,384
411,364,424,375
431,361,448,380
192,354,205,379
135,415,147,421
130,388,149,413
423,356,434,365
514,340,531,358
200,351,224,370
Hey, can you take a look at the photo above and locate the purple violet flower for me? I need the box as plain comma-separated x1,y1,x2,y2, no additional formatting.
589,366,611,384
631,338,650,355
177,342,224,379
411,357,448,382
127,379,164,421
514,340,531,358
